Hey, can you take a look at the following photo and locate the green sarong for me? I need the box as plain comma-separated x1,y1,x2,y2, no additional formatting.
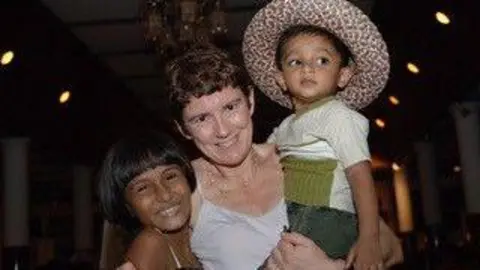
283,156,358,259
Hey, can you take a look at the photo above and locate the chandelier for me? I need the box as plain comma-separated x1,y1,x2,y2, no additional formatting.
141,0,228,59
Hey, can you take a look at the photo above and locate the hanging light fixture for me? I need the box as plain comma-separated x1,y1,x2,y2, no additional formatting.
141,0,227,60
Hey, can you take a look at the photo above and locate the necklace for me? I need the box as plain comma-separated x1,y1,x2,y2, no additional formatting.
153,228,191,269
203,149,260,196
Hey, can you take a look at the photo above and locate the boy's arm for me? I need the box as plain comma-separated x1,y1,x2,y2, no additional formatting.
346,161,383,269
346,161,379,239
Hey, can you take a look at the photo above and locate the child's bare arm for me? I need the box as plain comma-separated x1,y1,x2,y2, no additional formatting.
347,161,379,238
126,228,168,270
345,161,383,269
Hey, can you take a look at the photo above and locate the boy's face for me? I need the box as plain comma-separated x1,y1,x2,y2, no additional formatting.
276,34,353,110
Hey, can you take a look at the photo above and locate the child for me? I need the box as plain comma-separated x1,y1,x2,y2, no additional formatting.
98,131,202,270
243,0,390,269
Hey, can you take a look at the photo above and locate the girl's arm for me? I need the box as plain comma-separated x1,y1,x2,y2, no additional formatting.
126,228,168,270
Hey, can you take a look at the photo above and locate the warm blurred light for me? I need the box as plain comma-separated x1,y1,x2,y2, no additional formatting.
392,163,401,171
394,168,414,233
454,165,462,172
389,96,400,105
59,91,71,104
371,155,390,170
375,118,386,129
407,62,420,74
435,12,450,25
1,51,14,65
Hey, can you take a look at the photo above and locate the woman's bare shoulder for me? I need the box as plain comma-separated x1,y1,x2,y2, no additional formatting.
253,143,280,164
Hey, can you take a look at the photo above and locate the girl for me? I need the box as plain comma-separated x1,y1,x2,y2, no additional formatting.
98,131,201,270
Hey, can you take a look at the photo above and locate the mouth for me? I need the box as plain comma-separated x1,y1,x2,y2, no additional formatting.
216,135,238,148
159,205,181,217
300,79,317,86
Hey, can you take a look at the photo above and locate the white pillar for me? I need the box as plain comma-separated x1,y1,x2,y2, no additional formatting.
451,102,480,214
414,141,442,225
2,138,29,247
73,165,93,253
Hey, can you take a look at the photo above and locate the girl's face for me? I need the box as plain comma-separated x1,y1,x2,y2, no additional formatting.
125,164,192,232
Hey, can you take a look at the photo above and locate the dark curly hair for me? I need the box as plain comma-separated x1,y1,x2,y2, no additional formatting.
166,46,254,123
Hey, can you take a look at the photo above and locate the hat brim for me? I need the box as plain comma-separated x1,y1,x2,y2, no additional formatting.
242,0,390,110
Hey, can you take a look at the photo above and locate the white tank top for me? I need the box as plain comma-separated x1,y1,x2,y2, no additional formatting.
190,195,288,270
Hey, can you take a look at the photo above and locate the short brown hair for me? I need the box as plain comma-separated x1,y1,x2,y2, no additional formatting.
166,46,253,122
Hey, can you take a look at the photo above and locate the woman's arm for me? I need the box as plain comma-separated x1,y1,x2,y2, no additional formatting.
266,222,403,270
265,232,344,270
378,219,404,267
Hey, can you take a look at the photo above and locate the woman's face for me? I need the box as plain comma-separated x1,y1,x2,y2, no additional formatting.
125,164,191,232
180,86,254,167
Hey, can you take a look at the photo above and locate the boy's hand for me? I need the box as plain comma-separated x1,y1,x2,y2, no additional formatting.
345,236,384,270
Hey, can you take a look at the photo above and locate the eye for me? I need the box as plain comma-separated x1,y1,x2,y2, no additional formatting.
287,59,302,67
135,184,148,194
165,172,179,181
192,114,208,124
225,102,239,111
315,57,330,66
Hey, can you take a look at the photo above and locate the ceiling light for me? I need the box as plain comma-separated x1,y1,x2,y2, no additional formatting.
392,163,401,171
59,91,71,104
435,12,450,25
375,118,385,129
389,96,400,105
453,165,461,172
407,62,420,74
1,51,14,65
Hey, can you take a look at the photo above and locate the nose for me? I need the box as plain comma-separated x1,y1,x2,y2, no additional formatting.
213,115,231,139
301,63,314,74
155,183,172,202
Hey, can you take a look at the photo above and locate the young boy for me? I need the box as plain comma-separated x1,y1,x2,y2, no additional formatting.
243,0,390,269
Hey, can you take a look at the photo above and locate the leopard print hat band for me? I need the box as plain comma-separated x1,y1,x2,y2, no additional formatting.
242,0,390,110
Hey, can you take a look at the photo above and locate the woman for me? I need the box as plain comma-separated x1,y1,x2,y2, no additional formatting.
98,131,201,269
